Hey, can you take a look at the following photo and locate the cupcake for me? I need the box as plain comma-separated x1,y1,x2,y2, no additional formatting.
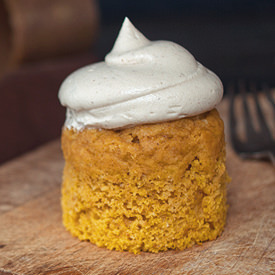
58,18,230,253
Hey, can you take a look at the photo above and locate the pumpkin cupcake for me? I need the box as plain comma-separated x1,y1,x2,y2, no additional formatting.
58,17,230,253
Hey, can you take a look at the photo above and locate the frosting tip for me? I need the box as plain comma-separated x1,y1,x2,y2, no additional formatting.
107,17,149,57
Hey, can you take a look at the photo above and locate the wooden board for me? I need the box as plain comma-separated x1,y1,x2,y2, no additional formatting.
0,99,274,275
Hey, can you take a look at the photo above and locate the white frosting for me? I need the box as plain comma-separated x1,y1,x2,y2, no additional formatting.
58,17,223,130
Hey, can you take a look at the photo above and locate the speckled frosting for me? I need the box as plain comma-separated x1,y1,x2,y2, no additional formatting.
58,17,223,130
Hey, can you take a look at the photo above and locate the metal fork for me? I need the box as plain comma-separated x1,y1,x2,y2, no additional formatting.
229,80,275,164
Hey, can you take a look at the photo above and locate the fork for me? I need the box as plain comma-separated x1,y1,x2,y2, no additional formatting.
229,80,275,164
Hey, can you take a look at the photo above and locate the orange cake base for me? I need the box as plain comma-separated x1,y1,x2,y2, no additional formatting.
61,109,230,253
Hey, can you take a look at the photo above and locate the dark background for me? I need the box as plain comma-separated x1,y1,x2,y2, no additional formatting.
96,0,275,85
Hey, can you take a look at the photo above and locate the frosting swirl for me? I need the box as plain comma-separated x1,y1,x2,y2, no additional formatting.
58,17,223,130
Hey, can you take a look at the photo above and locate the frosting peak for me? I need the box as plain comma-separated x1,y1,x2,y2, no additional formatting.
58,18,223,130
106,18,197,73
106,17,150,57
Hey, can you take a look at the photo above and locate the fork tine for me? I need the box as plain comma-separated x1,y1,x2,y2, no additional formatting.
250,81,273,141
262,83,275,110
239,80,256,138
229,82,236,131
228,81,239,149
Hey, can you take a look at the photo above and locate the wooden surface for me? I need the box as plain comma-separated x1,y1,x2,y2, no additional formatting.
0,99,274,275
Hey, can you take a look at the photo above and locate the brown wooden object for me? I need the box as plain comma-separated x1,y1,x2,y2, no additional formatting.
0,99,274,274
0,53,98,164
0,0,99,74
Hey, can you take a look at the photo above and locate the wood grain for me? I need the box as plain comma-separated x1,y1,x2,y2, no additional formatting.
0,99,274,275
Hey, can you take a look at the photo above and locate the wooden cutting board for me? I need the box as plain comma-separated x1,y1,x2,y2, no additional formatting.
0,99,274,275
